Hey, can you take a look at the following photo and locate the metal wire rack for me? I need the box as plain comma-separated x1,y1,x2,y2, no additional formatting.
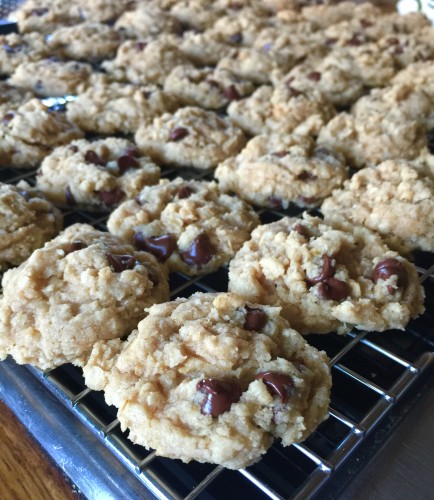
1,157,433,499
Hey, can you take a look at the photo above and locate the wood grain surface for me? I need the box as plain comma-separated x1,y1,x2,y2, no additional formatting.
0,400,78,500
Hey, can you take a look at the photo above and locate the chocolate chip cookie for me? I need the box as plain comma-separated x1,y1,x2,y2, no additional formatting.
107,177,259,275
0,223,169,369
215,133,348,209
0,182,62,272
36,138,160,210
83,292,331,469
0,32,48,76
135,106,246,170
321,159,434,253
228,214,425,335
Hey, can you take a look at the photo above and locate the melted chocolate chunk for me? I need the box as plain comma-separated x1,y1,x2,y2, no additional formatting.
372,258,407,293
223,85,241,101
69,145,79,153
229,32,243,44
67,240,87,254
316,277,350,301
196,379,242,417
255,371,293,404
169,126,189,141
347,33,364,46
181,234,215,268
85,150,105,166
65,186,76,205
307,71,321,81
306,255,335,285
292,223,310,238
106,253,136,272
126,148,140,158
99,188,125,206
244,306,268,331
135,233,176,262
117,154,139,174
299,195,319,205
177,185,193,199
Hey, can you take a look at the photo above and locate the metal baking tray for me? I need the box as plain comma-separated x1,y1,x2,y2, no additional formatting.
0,160,433,499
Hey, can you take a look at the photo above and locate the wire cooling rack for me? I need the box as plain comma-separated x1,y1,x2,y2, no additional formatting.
1,159,433,500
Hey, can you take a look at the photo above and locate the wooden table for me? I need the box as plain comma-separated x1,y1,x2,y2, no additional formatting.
0,401,78,500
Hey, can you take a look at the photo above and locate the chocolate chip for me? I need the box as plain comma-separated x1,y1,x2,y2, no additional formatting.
255,371,293,404
386,37,399,46
287,86,302,97
106,253,136,272
181,233,215,268
244,306,267,331
297,170,317,181
65,186,76,205
177,185,193,199
272,151,288,158
196,378,242,417
169,126,189,141
223,85,241,101
117,155,139,174
2,113,14,124
347,33,364,46
229,32,243,44
135,233,176,262
136,42,147,51
99,188,125,206
299,195,319,205
306,255,334,285
85,150,105,166
269,196,283,209
307,71,321,81
360,19,373,28
316,277,350,301
126,148,140,158
69,145,79,153
372,258,407,294
67,240,87,253
292,223,310,238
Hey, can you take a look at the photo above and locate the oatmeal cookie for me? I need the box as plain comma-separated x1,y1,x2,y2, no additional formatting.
36,138,160,210
215,134,348,209
321,160,434,253
180,31,235,66
227,83,335,136
163,65,254,110
135,106,246,170
228,215,425,335
0,223,169,369
0,32,48,76
83,292,331,469
107,178,259,275
10,58,93,97
392,61,434,100
75,0,136,23
0,83,34,112
102,36,190,86
377,33,434,69
66,82,176,135
0,182,62,272
46,22,121,62
0,98,83,168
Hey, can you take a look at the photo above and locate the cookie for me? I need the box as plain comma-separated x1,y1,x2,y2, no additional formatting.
107,177,259,275
227,83,335,136
74,0,136,23
66,81,176,135
0,98,84,168
0,83,34,111
46,22,121,62
82,292,331,469
215,134,348,209
36,138,160,210
180,31,235,66
114,4,182,39
228,214,425,335
321,160,434,253
392,61,434,100
102,36,190,86
163,65,254,110
135,106,246,170
0,182,62,272
317,111,427,169
0,32,48,76
0,223,169,369
10,58,93,97
377,33,434,69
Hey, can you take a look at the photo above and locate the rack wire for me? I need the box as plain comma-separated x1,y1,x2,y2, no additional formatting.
1,159,433,499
